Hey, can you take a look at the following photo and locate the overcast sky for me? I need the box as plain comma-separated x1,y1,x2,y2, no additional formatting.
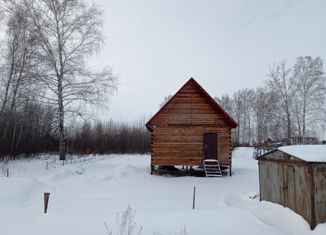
91,0,326,123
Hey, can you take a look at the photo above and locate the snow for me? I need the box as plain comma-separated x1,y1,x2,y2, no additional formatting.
0,148,325,235
278,145,326,162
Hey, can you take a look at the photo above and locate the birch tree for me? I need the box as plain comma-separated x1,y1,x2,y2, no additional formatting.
254,88,270,145
232,90,244,144
254,88,282,144
267,61,294,142
0,6,39,155
216,94,233,115
292,56,325,142
5,0,117,160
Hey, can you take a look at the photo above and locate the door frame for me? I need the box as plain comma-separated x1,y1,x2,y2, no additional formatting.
282,164,296,210
203,132,218,160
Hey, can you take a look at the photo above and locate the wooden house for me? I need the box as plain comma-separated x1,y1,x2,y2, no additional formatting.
258,145,326,229
145,78,238,175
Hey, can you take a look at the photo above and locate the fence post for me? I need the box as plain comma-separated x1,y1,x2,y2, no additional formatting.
192,186,196,210
6,168,9,177
44,192,50,214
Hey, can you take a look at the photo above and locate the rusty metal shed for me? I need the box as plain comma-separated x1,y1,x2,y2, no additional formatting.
258,145,326,229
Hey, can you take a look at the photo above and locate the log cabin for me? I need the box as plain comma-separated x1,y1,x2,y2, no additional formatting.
145,78,238,175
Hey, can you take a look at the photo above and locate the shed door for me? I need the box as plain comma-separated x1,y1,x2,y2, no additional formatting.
204,133,218,160
283,165,296,210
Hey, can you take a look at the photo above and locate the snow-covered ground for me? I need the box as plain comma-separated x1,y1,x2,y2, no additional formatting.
0,148,325,235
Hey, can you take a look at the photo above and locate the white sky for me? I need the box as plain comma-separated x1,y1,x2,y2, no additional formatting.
91,0,326,122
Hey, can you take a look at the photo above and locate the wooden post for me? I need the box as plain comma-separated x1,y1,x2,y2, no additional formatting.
44,192,50,214
192,186,196,210
6,168,9,177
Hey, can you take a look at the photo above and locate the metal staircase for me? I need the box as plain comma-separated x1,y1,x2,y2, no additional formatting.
203,159,222,177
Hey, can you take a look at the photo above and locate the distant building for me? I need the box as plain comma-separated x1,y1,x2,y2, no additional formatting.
264,137,274,146
289,136,319,145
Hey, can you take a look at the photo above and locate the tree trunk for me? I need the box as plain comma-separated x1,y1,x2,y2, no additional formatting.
294,103,302,137
0,46,16,118
58,75,65,160
302,104,306,144
9,118,17,159
285,106,292,144
248,115,251,144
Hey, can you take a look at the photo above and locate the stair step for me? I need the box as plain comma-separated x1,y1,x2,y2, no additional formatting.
203,159,222,177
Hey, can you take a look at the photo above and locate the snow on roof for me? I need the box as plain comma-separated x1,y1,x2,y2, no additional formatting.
278,145,326,162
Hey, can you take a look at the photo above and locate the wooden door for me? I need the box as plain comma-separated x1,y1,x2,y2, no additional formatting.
204,133,218,160
283,165,296,210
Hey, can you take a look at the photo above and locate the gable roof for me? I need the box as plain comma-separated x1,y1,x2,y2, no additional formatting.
145,77,238,130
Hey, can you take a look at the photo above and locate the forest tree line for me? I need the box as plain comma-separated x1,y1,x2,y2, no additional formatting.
0,110,150,159
1,56,325,158
215,57,326,146
68,120,150,155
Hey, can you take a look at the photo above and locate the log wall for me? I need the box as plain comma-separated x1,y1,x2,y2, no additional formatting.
151,127,231,165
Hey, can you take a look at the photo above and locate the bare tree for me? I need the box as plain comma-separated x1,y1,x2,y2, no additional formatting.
267,61,294,143
0,11,21,118
224,89,255,145
215,94,236,145
253,88,279,145
5,0,117,160
216,94,233,114
231,91,243,144
0,6,39,156
292,56,325,143
214,57,326,145
242,88,255,144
